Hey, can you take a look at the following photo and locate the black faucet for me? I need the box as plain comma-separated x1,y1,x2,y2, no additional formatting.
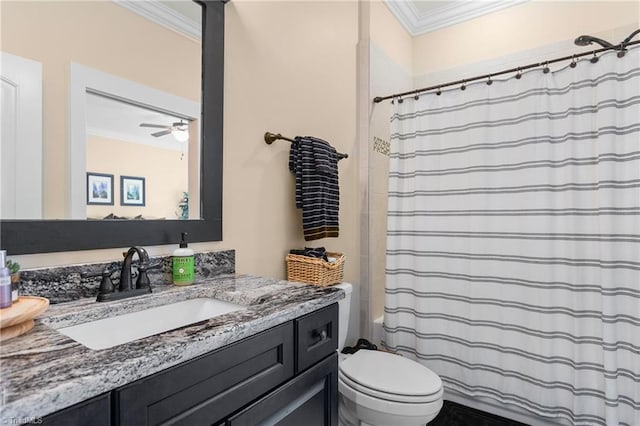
91,246,155,302
119,246,151,292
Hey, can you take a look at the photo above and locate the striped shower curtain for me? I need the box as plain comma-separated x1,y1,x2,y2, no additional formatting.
384,46,640,426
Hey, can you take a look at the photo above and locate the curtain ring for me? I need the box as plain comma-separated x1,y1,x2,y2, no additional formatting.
486,76,493,86
391,97,395,105
570,55,577,68
515,68,522,80
436,88,442,96
414,92,420,100
398,97,404,104
590,51,599,63
460,81,466,91
543,62,550,74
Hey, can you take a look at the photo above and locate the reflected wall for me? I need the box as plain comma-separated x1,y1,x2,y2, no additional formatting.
1,1,201,220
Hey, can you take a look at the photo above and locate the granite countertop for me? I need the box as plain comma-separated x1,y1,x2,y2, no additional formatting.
0,274,344,422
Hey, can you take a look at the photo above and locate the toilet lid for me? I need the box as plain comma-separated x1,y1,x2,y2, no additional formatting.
339,350,442,403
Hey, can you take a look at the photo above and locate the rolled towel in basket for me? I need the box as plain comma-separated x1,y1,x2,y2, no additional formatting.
289,247,328,261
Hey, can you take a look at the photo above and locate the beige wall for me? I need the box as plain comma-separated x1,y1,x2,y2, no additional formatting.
86,136,188,220
1,1,200,218
369,0,412,71
10,1,361,287
221,0,359,281
368,0,640,325
368,2,412,323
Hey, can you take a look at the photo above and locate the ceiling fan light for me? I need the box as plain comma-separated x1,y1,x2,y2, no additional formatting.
172,128,189,142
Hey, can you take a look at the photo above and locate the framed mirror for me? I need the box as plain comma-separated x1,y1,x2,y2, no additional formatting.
0,1,224,254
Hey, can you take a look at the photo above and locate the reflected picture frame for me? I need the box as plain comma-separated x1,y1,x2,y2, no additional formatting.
86,172,114,205
120,175,145,206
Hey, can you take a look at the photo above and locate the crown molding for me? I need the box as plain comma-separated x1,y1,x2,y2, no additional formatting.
112,0,201,40
385,0,529,37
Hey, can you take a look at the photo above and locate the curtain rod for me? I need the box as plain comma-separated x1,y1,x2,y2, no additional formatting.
264,132,349,160
373,39,640,104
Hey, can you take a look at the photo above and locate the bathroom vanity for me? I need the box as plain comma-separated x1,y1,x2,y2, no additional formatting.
0,275,342,426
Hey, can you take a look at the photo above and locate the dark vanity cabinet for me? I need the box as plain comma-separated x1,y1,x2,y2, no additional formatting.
227,303,339,426
114,303,338,426
226,354,337,426
115,322,296,425
44,303,339,426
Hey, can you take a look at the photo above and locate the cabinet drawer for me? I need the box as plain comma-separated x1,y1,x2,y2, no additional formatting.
227,352,338,426
295,303,338,373
115,321,294,426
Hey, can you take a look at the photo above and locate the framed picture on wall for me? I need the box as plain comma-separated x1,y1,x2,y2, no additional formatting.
86,172,114,205
120,175,146,206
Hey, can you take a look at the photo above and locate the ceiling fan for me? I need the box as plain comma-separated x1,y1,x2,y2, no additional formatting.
139,120,189,141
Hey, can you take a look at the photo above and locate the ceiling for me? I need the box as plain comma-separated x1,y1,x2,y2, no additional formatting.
384,0,529,36
86,93,188,152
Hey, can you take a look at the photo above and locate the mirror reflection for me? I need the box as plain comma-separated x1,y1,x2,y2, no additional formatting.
85,93,198,220
0,0,202,221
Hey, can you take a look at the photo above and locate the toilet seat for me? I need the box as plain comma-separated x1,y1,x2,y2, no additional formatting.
340,372,441,404
338,375,443,421
339,350,442,404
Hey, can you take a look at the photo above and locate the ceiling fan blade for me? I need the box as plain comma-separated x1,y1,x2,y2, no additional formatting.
151,129,172,137
140,123,169,129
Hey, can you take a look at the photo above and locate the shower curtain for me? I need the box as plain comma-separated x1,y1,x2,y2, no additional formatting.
384,46,640,426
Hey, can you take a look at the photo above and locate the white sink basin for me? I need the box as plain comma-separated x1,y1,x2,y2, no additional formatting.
56,298,245,350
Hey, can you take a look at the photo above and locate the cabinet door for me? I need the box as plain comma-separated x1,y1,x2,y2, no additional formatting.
115,322,294,426
227,352,338,426
41,393,110,426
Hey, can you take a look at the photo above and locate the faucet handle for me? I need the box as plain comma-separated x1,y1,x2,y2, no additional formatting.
98,268,116,295
135,263,151,289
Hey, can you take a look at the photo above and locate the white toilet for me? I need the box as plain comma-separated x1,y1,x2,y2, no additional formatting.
334,283,443,426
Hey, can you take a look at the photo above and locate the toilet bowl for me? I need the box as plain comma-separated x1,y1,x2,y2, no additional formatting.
334,283,443,426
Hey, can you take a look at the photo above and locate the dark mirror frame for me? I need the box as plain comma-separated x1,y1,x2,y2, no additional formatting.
0,1,224,255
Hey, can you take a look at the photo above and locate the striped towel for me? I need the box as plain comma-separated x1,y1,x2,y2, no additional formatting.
289,136,340,241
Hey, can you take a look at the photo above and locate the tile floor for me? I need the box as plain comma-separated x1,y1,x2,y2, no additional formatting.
428,401,530,426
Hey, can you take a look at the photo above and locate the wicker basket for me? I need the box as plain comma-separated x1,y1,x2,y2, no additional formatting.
286,252,345,286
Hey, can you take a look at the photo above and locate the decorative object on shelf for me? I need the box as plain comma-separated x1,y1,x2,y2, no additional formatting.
286,251,344,286
177,192,189,219
120,175,146,206
7,259,20,302
86,172,114,205
0,251,11,309
0,296,49,341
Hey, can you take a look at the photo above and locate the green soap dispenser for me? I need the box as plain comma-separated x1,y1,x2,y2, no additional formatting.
173,232,194,285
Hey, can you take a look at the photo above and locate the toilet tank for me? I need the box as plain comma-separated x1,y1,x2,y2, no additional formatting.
333,282,353,351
